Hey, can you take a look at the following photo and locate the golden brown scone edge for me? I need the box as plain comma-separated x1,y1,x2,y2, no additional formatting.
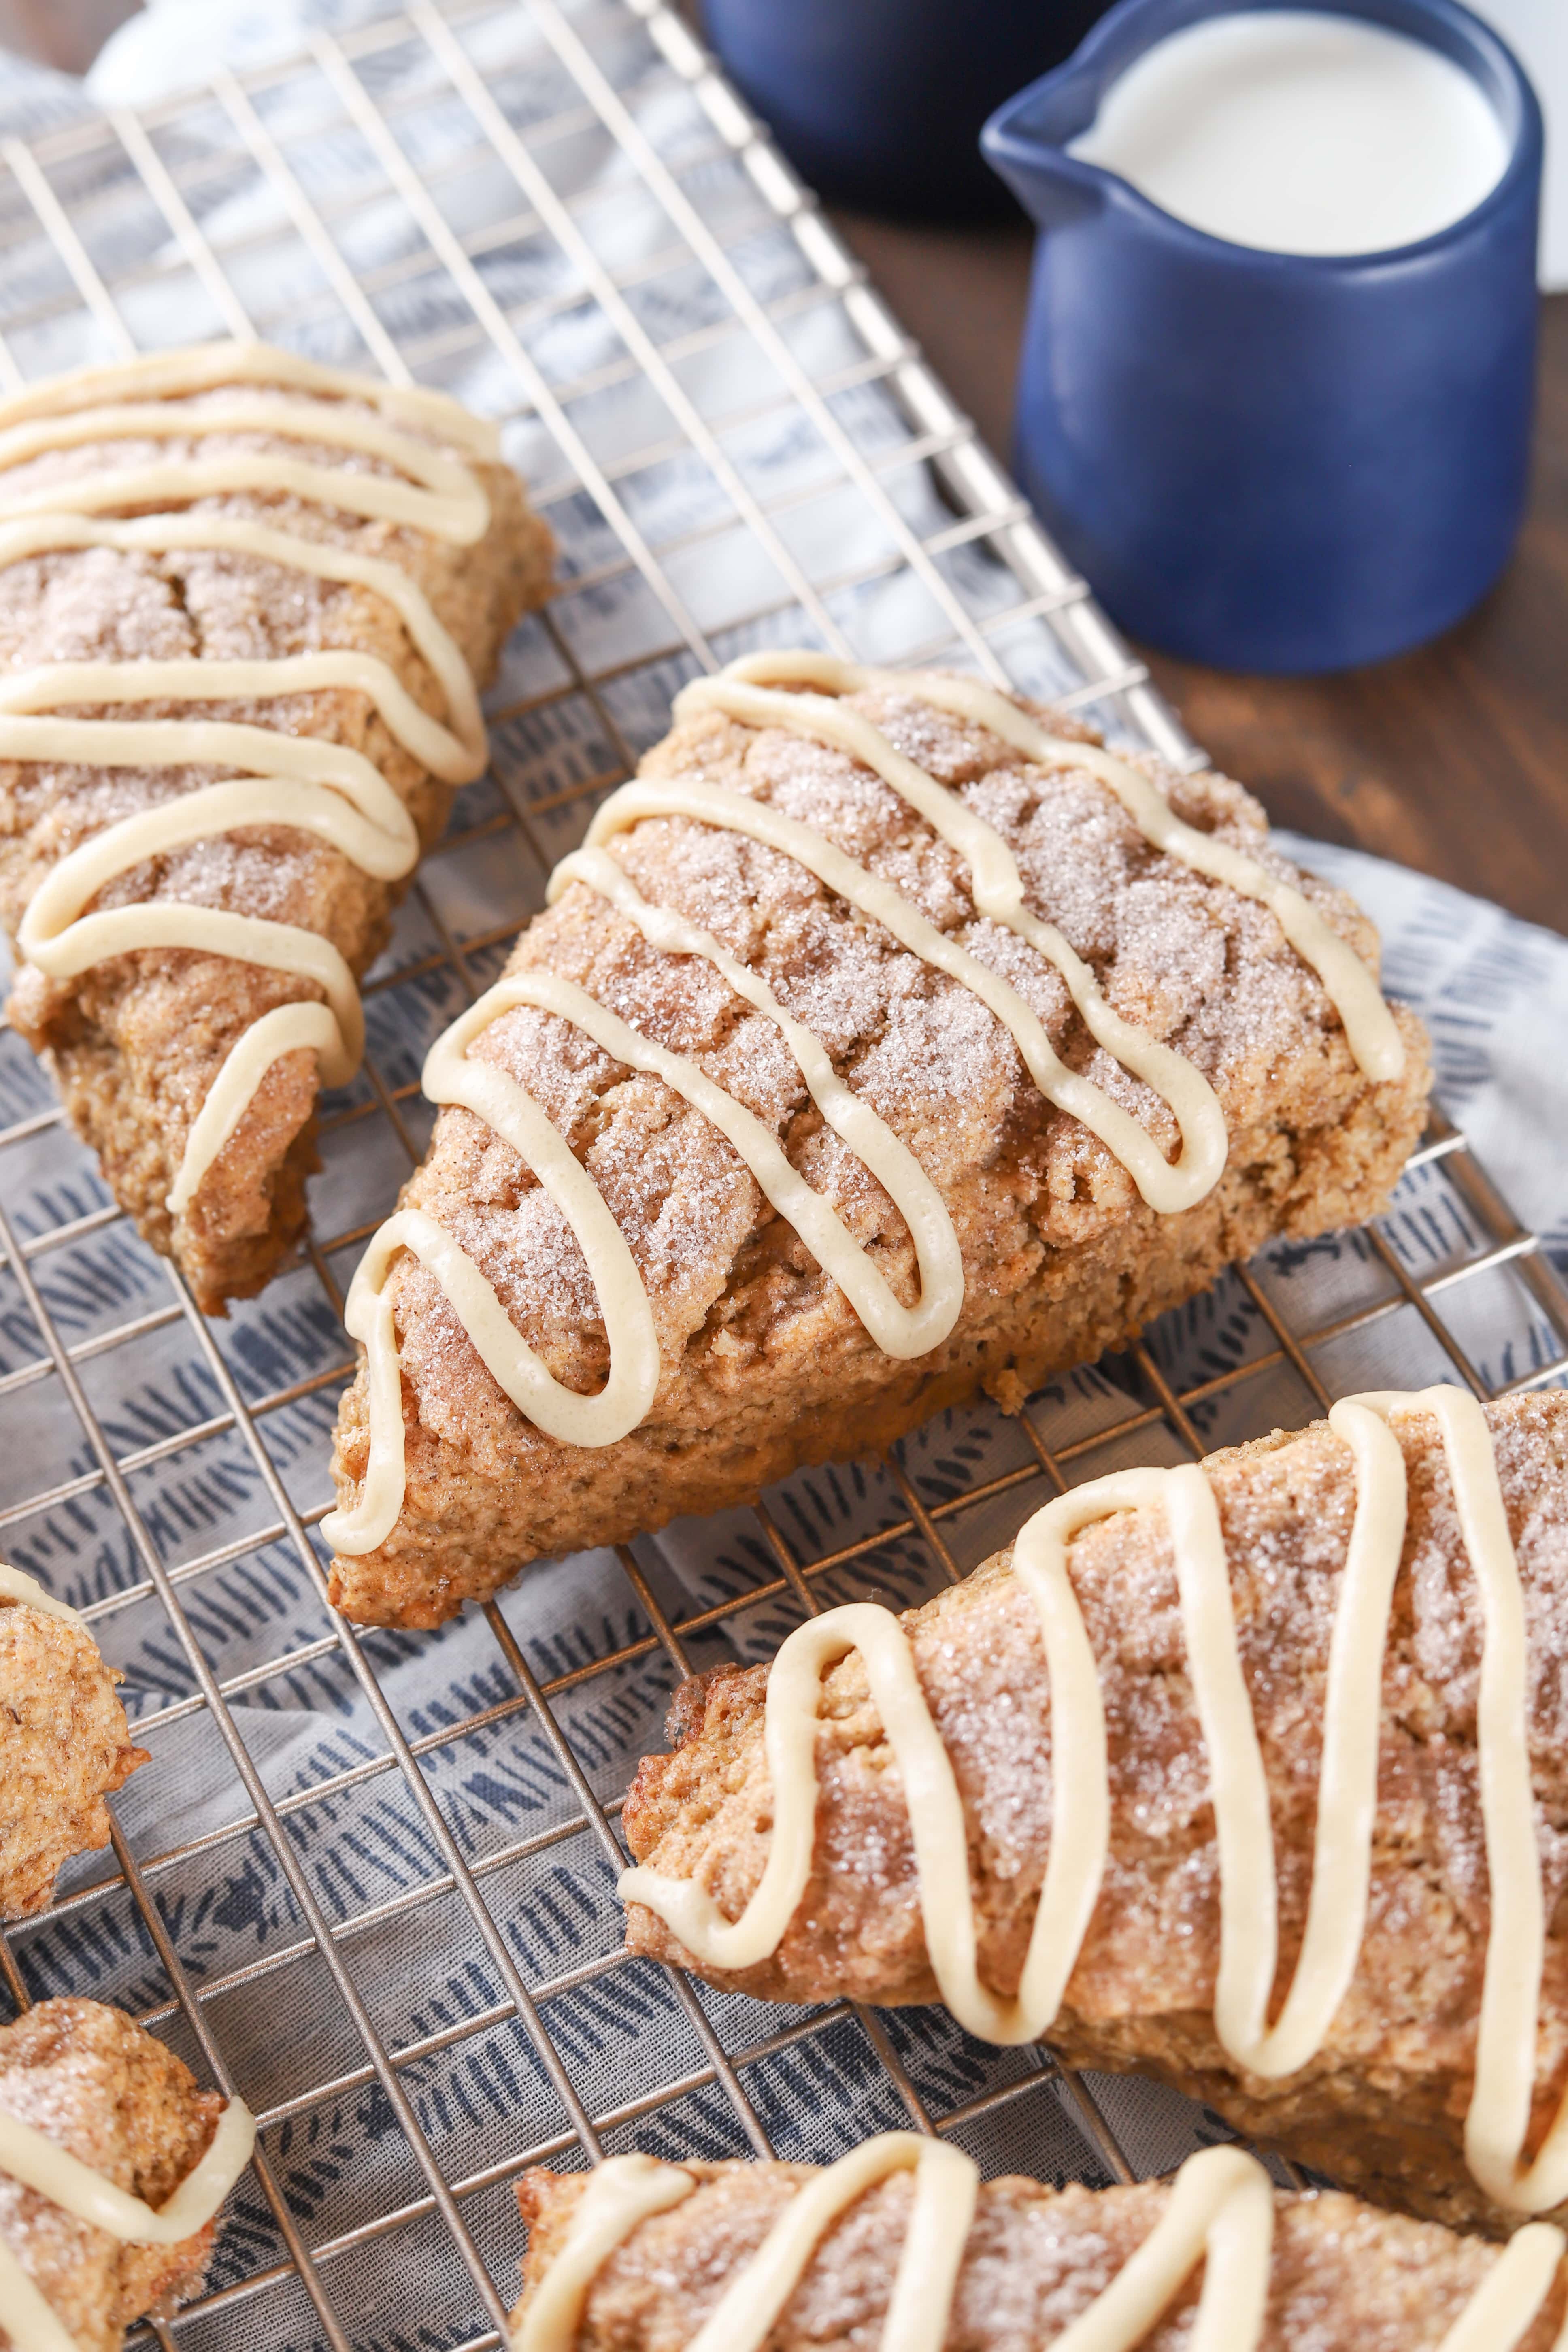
0,1592,145,1922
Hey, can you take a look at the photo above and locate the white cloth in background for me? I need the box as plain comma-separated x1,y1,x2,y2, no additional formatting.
87,0,1568,289
85,0,398,102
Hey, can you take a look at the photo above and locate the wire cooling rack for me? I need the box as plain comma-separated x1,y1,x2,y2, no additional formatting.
2,3,1568,2348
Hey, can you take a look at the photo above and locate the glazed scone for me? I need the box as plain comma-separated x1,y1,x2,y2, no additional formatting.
326,652,1428,1626
512,2142,1568,2351
0,342,554,1312
620,1388,1568,2239
0,1997,247,2352
0,1568,145,1922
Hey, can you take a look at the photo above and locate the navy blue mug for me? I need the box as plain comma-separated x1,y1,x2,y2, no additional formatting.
702,0,1113,222
982,0,1543,674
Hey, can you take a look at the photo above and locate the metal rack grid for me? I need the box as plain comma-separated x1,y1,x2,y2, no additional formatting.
0,3,1565,2347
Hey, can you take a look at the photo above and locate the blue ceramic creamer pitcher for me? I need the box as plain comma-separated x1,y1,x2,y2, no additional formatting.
982,0,1543,674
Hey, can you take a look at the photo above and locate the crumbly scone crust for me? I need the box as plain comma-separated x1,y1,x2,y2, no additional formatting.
514,2160,1564,2350
0,1997,222,2352
622,1392,1568,2237
328,683,1428,1626
0,1596,146,1920
0,382,554,1312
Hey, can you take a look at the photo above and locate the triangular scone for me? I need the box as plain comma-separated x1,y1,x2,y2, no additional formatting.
617,1389,1568,2239
326,658,1429,1627
0,343,553,1310
514,2150,1565,2350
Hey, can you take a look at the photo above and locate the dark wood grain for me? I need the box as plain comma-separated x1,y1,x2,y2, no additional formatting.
832,205,1568,932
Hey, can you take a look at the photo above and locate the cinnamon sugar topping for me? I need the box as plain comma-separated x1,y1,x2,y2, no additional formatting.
327,652,1402,1560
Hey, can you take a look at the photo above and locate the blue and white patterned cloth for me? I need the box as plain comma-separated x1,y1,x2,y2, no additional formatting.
1284,831,1568,1275
0,10,1565,2348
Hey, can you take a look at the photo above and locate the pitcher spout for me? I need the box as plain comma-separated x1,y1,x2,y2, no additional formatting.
981,70,1108,227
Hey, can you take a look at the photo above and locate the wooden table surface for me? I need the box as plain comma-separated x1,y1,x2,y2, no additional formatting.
836,209,1568,935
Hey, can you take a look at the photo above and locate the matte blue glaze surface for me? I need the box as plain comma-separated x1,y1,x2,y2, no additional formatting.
983,0,1543,673
702,0,1111,221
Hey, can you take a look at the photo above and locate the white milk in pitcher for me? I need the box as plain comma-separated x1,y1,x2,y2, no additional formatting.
1068,10,1509,254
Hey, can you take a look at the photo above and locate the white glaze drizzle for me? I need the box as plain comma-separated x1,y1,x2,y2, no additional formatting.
0,514,485,757
704,655,1405,1086
677,668,1241,1204
673,667,1232,1208
327,653,1400,1556
511,2135,1567,2352
513,2151,698,2352
0,1563,83,1629
0,342,501,451
0,2092,256,2352
0,2251,77,2352
0,341,492,1216
0,396,490,541
583,777,1214,1212
551,844,964,1350
620,1386,1567,2216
